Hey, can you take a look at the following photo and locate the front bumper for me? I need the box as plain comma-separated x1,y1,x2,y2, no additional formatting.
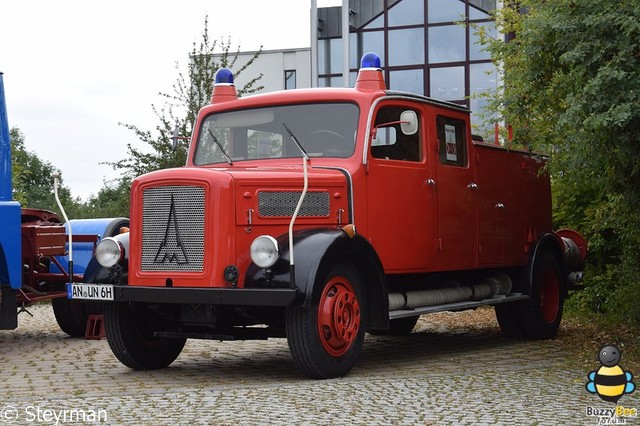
77,284,298,306
67,283,299,306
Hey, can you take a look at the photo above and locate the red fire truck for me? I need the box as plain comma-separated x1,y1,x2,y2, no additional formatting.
71,53,586,379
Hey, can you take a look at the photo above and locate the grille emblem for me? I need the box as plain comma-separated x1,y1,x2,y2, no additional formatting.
153,195,189,264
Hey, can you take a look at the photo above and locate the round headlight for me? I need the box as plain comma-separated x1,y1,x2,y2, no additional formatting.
250,235,279,268
96,237,123,268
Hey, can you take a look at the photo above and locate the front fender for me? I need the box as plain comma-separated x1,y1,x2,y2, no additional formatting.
0,201,21,289
82,231,129,285
51,217,129,279
528,233,566,297
245,228,389,329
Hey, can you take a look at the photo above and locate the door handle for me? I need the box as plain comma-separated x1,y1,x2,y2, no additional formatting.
467,183,478,190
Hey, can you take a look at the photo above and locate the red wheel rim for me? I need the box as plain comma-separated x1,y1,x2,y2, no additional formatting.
317,276,361,357
540,267,560,323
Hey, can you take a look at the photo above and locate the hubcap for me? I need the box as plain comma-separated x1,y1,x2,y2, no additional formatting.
317,276,361,357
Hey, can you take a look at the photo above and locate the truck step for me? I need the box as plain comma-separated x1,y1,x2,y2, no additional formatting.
154,326,286,341
389,293,528,320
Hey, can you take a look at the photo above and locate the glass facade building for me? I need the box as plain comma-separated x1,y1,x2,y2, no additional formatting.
316,0,498,133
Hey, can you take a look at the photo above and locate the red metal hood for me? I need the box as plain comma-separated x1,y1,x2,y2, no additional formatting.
128,165,350,288
131,163,348,191
131,164,350,228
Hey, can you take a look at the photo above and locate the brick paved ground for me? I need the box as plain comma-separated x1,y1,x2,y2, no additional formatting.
1,304,638,425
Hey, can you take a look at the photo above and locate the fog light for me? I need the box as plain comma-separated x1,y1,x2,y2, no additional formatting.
250,235,279,268
96,237,123,268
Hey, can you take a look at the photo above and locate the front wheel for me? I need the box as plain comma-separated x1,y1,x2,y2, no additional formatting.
104,301,185,370
286,263,366,379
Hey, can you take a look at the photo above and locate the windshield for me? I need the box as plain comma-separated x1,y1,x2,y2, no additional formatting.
194,103,359,165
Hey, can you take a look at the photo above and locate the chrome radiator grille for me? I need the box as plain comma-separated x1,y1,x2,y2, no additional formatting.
141,185,205,272
258,191,330,217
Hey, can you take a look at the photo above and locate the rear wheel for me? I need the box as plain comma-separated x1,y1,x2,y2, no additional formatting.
0,285,18,330
520,251,564,339
52,297,88,337
495,302,526,339
369,315,419,336
104,301,185,370
286,263,366,379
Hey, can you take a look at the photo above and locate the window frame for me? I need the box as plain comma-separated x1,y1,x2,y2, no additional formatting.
370,105,423,163
436,115,468,167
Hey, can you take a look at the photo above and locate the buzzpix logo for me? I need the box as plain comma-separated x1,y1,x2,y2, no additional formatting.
585,406,637,425
585,345,637,425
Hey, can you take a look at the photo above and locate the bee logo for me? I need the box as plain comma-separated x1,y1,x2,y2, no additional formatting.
586,344,635,403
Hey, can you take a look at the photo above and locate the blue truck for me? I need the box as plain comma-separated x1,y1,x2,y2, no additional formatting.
0,71,128,334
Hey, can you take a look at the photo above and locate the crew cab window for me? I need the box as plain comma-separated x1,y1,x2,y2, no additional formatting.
371,106,421,162
194,103,359,165
436,115,467,167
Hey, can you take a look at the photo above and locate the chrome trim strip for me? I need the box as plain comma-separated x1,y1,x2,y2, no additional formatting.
312,166,354,225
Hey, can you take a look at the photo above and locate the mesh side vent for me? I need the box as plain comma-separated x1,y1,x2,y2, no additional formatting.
258,191,330,217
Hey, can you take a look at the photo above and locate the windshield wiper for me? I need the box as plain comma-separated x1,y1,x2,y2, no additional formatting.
208,128,233,165
282,122,309,160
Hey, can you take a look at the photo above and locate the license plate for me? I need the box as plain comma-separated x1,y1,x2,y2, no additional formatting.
67,283,114,301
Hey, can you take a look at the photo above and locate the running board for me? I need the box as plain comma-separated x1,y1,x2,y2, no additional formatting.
154,326,286,341
389,293,529,320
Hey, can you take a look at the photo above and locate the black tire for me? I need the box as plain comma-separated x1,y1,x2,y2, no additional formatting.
104,301,186,370
286,263,366,379
52,297,88,337
369,315,419,336
84,301,104,316
494,302,526,339
519,251,564,339
101,217,130,238
0,285,18,330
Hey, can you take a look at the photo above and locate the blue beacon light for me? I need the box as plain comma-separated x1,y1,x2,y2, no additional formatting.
355,52,385,91
215,68,234,84
360,52,381,69
211,67,238,103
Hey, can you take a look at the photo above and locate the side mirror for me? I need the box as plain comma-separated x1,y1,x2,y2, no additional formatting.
172,126,180,152
371,110,419,139
171,125,190,152
400,110,418,136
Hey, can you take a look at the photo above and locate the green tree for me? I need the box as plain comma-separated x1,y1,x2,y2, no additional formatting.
88,16,263,219
107,15,263,180
10,127,83,217
480,1,640,324
81,178,131,219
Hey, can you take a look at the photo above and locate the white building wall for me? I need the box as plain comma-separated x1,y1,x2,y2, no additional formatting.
217,48,311,94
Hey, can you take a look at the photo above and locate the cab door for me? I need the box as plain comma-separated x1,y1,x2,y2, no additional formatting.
431,112,478,271
366,103,436,272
